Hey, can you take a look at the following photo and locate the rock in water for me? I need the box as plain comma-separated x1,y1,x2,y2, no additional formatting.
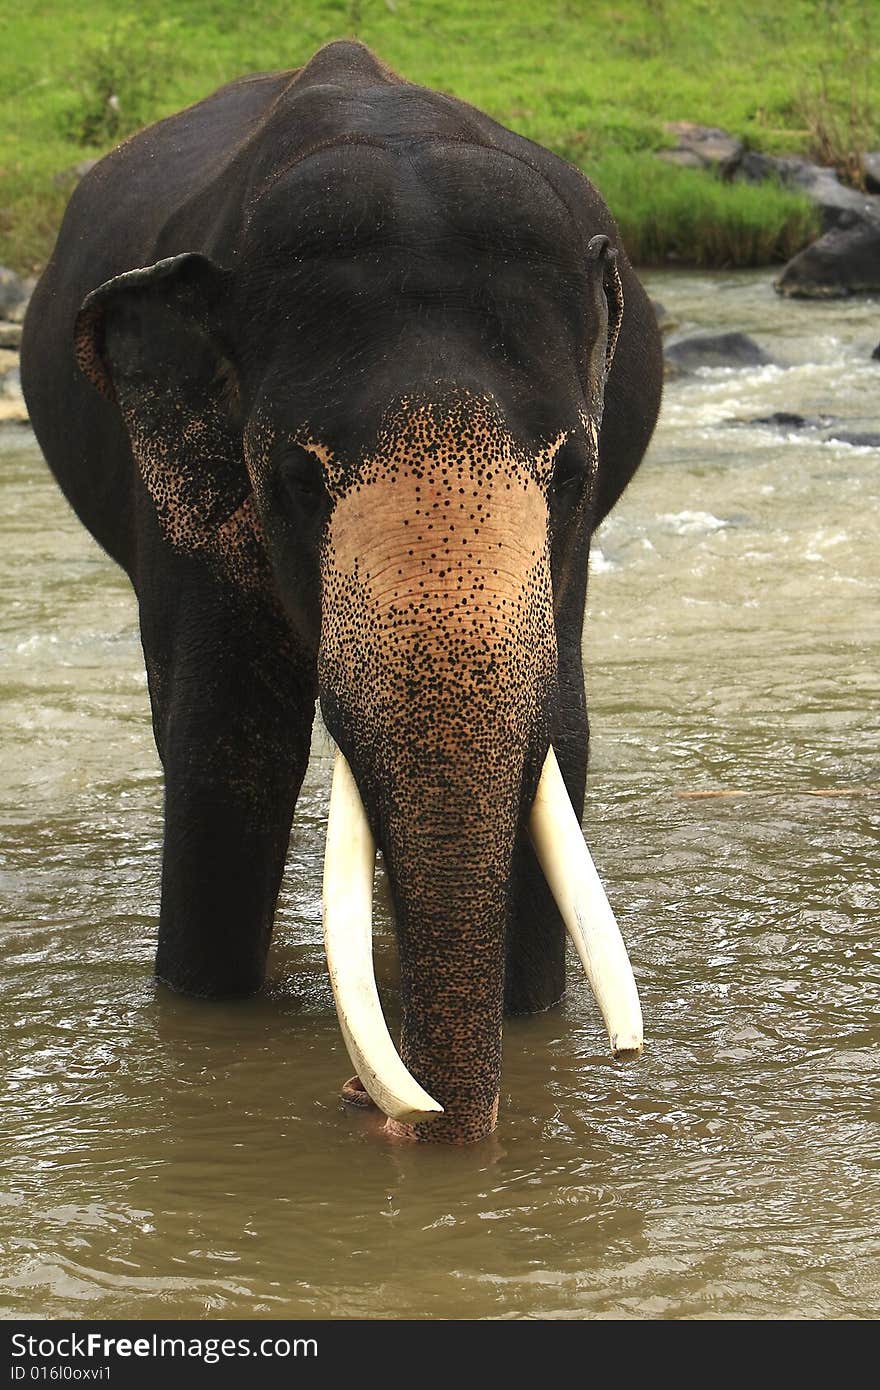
664,331,773,371
776,221,880,298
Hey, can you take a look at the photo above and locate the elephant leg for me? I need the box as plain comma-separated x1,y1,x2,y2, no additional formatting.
504,647,588,1016
141,568,316,998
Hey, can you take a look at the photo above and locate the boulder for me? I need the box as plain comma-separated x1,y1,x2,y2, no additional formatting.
734,150,795,185
799,173,880,233
775,220,880,297
863,153,880,195
725,412,823,431
735,151,880,233
751,411,808,428
664,330,773,372
659,122,744,177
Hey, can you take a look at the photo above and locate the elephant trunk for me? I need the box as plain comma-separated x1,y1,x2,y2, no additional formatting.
380,739,530,1142
318,392,588,1141
324,613,551,1143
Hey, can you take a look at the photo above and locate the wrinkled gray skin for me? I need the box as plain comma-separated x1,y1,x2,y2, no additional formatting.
21,42,662,1143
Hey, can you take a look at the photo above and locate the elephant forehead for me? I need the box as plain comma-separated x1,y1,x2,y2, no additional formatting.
244,137,580,270
324,397,561,580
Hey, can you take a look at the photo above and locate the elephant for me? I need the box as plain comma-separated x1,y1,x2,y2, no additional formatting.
21,40,662,1144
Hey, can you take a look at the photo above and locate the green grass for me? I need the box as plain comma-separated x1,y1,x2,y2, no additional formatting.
2,0,875,273
591,152,820,267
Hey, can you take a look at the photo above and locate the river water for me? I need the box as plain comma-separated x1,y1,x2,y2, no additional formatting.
1,271,878,1320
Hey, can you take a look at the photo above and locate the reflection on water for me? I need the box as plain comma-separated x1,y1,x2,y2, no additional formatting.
1,273,878,1319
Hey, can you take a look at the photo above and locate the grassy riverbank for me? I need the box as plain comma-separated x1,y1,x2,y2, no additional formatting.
2,0,876,273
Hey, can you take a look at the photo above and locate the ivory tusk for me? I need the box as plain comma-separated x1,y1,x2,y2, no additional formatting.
528,746,644,1056
322,749,444,1124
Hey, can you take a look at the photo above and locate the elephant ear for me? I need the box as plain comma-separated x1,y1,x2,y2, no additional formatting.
585,234,624,406
75,254,265,588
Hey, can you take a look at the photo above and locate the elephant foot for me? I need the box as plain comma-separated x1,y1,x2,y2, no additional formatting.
341,1075,377,1109
383,1117,420,1143
341,1076,500,1144
340,1077,418,1143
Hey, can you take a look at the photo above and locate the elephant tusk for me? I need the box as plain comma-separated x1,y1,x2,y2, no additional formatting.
528,745,644,1057
322,749,444,1124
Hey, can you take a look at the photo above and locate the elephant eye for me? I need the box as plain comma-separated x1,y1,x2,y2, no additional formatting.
278,446,328,504
551,440,589,496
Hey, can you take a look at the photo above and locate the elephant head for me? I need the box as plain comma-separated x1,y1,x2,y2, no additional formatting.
74,135,642,1143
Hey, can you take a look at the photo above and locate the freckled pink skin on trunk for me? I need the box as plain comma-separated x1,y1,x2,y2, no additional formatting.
319,394,563,1143
384,1094,501,1145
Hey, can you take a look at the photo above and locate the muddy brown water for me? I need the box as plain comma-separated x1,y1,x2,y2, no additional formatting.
1,271,878,1319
